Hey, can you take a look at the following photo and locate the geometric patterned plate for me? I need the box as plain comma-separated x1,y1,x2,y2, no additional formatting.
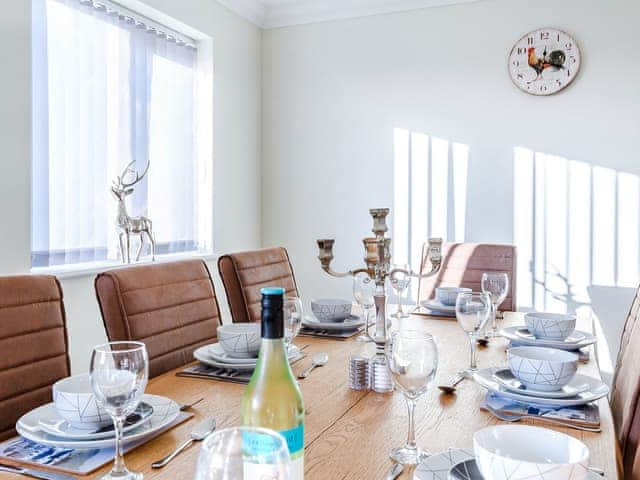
449,459,483,480
501,326,597,351
414,449,474,480
207,343,300,365
301,315,364,331
413,448,602,480
16,394,179,449
422,300,456,313
194,346,256,371
492,368,591,399
473,367,609,407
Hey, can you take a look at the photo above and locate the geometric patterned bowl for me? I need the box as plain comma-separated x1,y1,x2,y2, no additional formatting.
435,287,472,306
474,425,590,480
507,346,578,392
53,374,111,429
217,323,261,359
524,312,576,341
310,299,352,322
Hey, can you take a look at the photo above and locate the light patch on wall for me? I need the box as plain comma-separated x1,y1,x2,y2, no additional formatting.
513,147,640,312
393,128,469,280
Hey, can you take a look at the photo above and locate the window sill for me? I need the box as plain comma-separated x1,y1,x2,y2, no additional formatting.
31,251,219,280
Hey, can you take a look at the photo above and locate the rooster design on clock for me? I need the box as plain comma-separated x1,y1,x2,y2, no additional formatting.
509,28,581,96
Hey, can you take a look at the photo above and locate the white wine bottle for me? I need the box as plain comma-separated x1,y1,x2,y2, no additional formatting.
241,287,305,479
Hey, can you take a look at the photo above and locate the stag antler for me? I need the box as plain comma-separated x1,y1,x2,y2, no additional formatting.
118,160,150,188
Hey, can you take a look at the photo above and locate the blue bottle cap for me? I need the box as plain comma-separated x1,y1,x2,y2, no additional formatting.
260,287,285,296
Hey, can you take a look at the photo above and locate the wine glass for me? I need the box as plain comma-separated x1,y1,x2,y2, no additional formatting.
385,330,438,465
481,272,510,337
283,296,303,350
194,427,290,479
390,264,411,319
353,272,376,342
90,341,148,480
455,292,491,373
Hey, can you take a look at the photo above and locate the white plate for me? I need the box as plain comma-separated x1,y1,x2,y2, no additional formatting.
413,448,601,480
36,402,154,440
414,449,475,480
492,368,591,399
302,314,364,331
17,394,179,449
194,346,256,371
473,368,609,407
501,326,597,350
207,343,300,366
421,300,456,313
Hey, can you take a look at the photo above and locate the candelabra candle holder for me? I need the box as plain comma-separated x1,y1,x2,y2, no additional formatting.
316,208,443,391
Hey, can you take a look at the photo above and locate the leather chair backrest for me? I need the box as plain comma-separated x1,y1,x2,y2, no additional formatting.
218,247,299,323
417,242,517,311
0,275,70,441
611,285,640,478
95,259,221,378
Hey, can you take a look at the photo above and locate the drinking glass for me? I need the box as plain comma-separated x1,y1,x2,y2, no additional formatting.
353,272,375,342
283,296,303,349
194,427,290,479
385,330,438,465
455,292,491,372
90,341,148,480
390,264,411,319
481,272,510,337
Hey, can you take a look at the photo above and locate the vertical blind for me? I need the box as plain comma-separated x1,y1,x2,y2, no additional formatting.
32,0,207,267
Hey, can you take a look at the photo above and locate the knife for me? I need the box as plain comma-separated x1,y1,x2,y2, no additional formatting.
0,463,78,480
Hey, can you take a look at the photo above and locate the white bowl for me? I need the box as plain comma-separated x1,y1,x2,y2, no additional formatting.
474,425,589,480
53,374,111,429
525,312,577,341
435,287,472,306
217,323,261,358
311,298,352,322
508,346,578,392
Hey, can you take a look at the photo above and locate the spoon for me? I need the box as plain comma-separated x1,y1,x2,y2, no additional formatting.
151,418,216,468
298,352,329,379
438,374,466,394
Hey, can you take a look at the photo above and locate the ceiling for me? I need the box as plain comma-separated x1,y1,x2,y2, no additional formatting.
217,0,482,29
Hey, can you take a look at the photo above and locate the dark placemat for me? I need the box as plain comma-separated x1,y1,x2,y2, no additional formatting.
298,327,363,340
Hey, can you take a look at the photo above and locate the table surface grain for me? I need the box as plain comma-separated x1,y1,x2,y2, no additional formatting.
1,313,620,479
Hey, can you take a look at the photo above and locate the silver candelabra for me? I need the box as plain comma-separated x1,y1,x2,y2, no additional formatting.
316,208,443,354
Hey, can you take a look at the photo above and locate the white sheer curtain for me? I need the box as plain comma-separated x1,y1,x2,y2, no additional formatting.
32,0,203,267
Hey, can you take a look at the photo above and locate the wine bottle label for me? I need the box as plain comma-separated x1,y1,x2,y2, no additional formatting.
242,424,304,479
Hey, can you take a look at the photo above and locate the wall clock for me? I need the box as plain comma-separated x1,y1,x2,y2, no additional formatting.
508,28,581,96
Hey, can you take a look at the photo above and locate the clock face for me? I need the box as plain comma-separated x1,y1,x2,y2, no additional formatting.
508,28,581,96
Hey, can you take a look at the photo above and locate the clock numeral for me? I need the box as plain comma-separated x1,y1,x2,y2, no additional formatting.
517,47,527,55
569,56,577,64
540,31,550,40
527,37,535,46
557,33,561,42
567,69,571,77
512,59,520,67
556,79,563,87
565,42,573,50
517,73,524,79
540,84,548,92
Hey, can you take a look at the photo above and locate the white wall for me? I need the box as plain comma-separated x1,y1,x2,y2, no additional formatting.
0,0,262,373
262,0,640,307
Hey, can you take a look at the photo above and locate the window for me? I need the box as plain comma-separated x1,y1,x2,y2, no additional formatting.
31,0,212,268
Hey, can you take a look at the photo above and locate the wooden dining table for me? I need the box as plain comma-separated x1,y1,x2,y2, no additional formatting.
2,312,620,479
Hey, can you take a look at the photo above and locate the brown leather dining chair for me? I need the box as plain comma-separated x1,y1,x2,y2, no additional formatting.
417,242,517,311
95,259,221,378
0,275,71,441
218,247,299,323
611,284,640,479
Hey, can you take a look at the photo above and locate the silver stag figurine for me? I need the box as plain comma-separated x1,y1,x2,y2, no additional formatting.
111,160,155,263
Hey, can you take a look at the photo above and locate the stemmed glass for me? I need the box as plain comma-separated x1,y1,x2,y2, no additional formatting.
455,292,491,373
481,272,510,337
283,296,303,350
390,264,411,319
194,427,290,479
385,330,438,465
353,272,375,342
90,341,149,480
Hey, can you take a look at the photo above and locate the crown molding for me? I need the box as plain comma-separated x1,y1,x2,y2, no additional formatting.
217,0,483,29
216,0,268,27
